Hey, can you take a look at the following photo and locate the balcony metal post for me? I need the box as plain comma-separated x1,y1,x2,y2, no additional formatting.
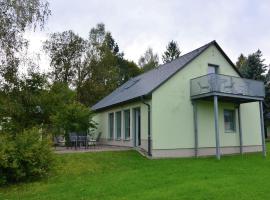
192,100,198,157
237,104,243,154
214,95,221,160
259,101,266,157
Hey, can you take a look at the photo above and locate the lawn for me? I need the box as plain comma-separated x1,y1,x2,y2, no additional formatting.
1,145,270,200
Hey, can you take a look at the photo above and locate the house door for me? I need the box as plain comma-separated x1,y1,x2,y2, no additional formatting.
133,108,141,147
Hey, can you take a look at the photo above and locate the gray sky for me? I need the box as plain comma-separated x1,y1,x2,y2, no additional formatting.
26,0,270,71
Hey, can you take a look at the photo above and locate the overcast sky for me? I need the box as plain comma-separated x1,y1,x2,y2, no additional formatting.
26,0,270,71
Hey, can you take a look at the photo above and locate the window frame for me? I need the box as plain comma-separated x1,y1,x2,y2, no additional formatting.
208,63,219,74
124,109,131,140
115,111,122,140
223,109,236,133
108,113,114,139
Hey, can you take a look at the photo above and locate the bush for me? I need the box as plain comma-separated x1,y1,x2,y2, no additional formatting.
0,127,55,185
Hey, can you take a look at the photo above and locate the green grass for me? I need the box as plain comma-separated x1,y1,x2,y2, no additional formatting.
1,145,270,200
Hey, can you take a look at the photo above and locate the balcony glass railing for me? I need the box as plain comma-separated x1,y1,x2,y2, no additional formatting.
190,74,265,98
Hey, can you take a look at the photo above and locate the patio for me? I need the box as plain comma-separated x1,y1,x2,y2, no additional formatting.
54,145,132,154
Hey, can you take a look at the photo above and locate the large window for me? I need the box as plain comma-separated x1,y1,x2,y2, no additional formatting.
116,111,122,139
108,113,114,139
124,109,130,140
224,109,236,132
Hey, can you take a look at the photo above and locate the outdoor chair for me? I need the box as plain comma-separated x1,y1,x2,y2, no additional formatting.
53,135,66,148
197,82,210,93
87,132,101,148
56,135,65,147
223,77,235,93
77,135,87,149
69,132,78,149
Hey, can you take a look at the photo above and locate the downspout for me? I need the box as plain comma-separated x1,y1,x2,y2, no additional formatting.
141,96,152,157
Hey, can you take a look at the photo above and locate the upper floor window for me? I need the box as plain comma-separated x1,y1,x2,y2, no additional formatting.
208,64,219,74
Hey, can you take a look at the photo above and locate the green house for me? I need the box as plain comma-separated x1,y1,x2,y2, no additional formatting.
92,41,266,159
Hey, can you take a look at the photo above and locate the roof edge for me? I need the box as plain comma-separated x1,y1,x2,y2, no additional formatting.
91,40,242,111
146,40,242,96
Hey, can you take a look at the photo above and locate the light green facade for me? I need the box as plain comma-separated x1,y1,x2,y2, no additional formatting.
93,101,150,149
152,45,261,150
93,44,262,156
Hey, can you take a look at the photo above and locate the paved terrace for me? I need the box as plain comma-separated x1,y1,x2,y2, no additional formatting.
54,145,132,154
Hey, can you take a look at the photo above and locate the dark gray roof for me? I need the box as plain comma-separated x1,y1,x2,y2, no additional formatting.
92,40,240,111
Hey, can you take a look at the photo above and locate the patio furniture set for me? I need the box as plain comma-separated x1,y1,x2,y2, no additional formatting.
54,132,101,149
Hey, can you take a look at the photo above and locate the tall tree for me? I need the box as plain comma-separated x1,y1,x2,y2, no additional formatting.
43,30,86,86
43,23,141,106
236,50,267,81
0,0,50,91
138,48,159,72
0,65,49,133
78,23,140,106
236,51,270,121
236,54,247,71
78,24,120,106
162,40,181,63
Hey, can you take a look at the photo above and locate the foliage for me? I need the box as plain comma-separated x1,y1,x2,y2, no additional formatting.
43,30,86,86
162,40,181,63
51,102,96,143
0,68,48,133
236,50,267,81
236,50,270,114
235,53,247,72
138,48,159,72
0,0,51,90
0,127,54,185
44,23,141,106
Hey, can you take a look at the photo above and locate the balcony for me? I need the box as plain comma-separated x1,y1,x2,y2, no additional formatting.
190,74,265,102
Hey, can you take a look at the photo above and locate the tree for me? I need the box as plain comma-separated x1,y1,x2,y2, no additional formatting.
162,40,181,63
0,0,50,90
236,50,267,81
236,50,270,121
77,23,141,106
0,65,49,133
51,102,96,144
236,54,247,71
117,58,141,84
138,48,159,72
43,30,86,86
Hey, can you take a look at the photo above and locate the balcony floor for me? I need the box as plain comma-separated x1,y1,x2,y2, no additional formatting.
191,92,264,103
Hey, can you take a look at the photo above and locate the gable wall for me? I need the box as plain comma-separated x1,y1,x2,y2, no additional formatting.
151,44,261,150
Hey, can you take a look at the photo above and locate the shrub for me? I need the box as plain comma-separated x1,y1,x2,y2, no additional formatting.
51,102,97,145
0,127,55,185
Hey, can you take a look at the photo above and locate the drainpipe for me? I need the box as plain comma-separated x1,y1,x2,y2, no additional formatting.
141,96,152,157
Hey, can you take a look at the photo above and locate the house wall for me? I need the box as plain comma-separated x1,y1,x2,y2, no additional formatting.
93,100,151,151
151,45,262,154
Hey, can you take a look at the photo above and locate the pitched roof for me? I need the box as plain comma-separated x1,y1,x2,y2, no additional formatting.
92,40,240,111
